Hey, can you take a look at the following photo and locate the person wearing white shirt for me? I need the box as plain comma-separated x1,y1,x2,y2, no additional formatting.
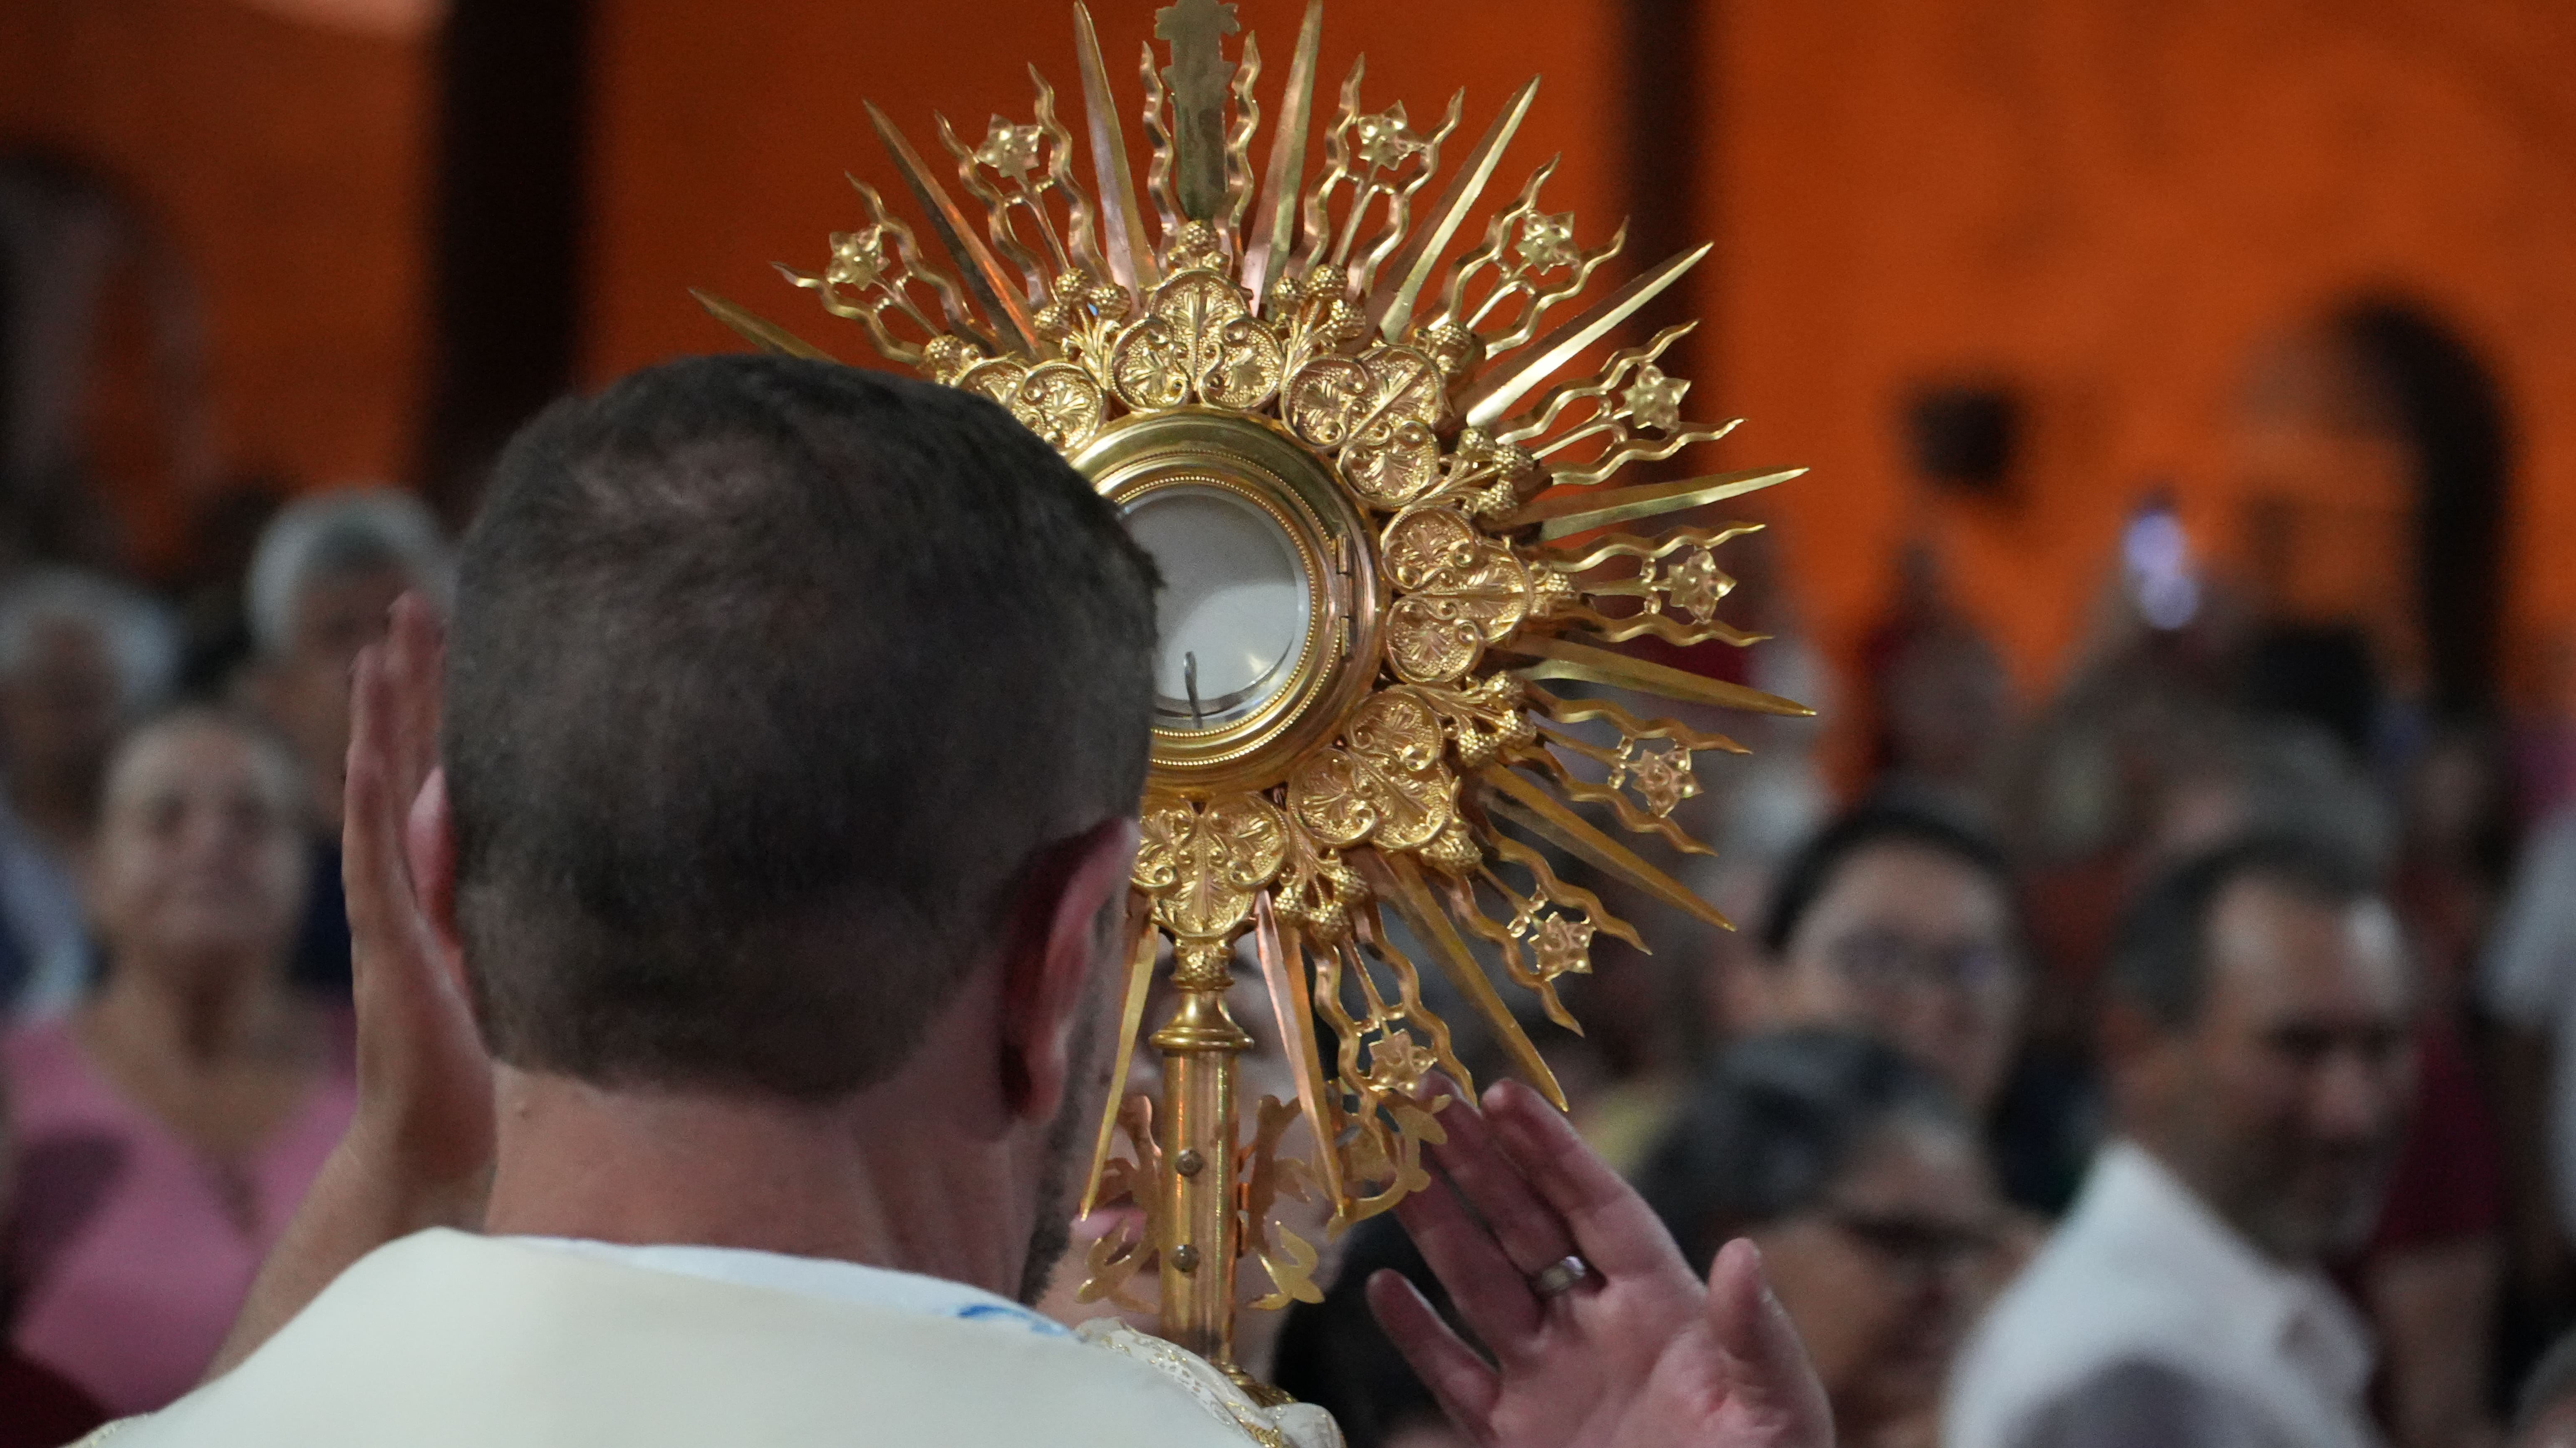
1948,834,2417,1448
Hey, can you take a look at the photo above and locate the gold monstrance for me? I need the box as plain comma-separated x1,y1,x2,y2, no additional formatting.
698,0,1809,1384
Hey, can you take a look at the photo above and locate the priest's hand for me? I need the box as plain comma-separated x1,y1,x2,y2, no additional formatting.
1376,1078,1833,1448
208,593,494,1379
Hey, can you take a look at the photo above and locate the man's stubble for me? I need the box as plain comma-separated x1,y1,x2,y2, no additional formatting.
1016,923,1121,1304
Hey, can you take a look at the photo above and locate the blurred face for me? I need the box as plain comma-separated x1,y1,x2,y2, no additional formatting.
1763,843,2027,1111
1751,1119,2000,1437
2134,879,2415,1262
253,563,410,828
89,717,309,987
0,618,123,801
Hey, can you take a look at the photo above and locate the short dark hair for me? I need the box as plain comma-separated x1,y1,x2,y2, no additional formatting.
1759,796,2016,957
2106,833,2377,1031
443,356,1158,1100
1635,1028,1969,1273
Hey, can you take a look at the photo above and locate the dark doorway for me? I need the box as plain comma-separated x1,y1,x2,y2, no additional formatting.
416,0,591,524
2331,299,2513,720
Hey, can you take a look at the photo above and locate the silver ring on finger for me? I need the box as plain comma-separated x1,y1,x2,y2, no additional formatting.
1528,1254,1592,1299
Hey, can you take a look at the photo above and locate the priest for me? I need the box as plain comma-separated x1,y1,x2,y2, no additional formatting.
88,357,1828,1448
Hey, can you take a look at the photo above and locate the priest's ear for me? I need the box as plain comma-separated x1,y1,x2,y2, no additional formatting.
996,816,1141,1122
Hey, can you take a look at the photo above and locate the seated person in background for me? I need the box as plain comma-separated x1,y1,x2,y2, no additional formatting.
238,488,450,994
2153,717,2496,1448
1723,801,2089,1214
2,708,352,1415
0,569,176,1019
1947,834,2416,1448
102,358,1829,1448
1635,1028,2004,1448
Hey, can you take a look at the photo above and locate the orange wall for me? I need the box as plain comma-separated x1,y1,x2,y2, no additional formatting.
0,0,430,565
584,0,1625,383
588,0,2576,712
10,0,2574,704
1710,0,2576,704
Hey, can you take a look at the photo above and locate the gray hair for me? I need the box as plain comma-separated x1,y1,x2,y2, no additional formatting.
0,567,177,714
245,487,451,657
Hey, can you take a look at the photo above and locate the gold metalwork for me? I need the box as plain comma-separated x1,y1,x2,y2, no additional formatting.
705,0,1811,1387
1361,76,1538,341
1243,1,1323,305
1511,634,1811,718
1459,832,1642,1031
1382,508,1530,684
1081,907,1167,1219
1154,0,1241,222
1075,4,1156,293
1504,463,1806,538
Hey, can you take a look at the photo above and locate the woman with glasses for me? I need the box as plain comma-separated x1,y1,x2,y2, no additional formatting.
1637,1028,2004,1448
1724,801,2028,1115
1721,798,2100,1218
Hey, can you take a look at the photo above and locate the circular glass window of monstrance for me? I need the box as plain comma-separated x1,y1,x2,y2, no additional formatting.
1074,409,1379,792
1128,485,1310,730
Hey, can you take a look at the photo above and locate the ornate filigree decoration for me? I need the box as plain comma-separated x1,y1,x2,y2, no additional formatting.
1382,508,1531,684
1075,1093,1167,1312
1282,343,1444,508
1240,1095,1325,1311
699,0,1813,1382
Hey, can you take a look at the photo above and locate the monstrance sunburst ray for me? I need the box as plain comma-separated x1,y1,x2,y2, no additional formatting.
696,0,1812,1382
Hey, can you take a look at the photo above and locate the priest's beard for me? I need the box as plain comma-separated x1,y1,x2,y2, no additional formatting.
1016,976,1113,1304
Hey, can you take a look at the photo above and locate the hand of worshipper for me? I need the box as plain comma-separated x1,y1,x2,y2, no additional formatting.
335,593,491,1206
1379,1078,1835,1448
206,593,494,1377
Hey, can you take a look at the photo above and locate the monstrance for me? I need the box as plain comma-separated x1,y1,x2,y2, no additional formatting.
696,0,1810,1385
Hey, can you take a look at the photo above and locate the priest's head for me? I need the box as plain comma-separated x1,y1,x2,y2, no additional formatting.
424,355,1159,1299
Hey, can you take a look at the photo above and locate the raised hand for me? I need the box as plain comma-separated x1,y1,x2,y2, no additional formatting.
1376,1078,1833,1448
339,592,493,1206
208,593,492,1377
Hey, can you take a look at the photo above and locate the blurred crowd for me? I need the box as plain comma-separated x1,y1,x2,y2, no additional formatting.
0,488,447,1436
2,312,2576,1448
1257,301,2576,1448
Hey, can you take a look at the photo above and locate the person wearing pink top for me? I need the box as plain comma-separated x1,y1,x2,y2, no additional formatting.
1,706,352,1415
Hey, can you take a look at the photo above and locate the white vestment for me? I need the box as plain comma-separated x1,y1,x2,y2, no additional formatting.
95,1229,1338,1448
